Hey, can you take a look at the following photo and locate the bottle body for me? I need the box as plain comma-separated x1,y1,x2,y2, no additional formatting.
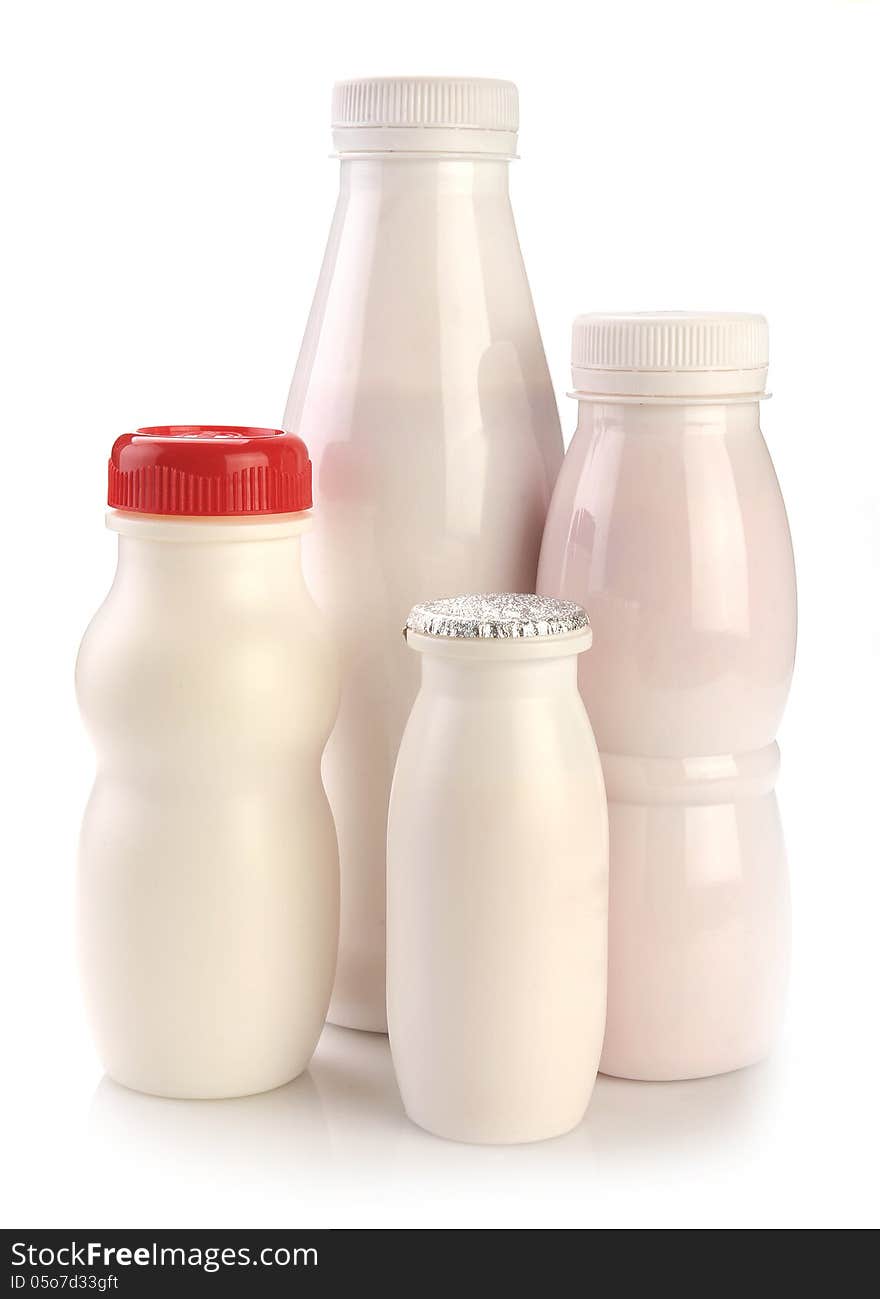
284,156,562,1030
387,642,608,1143
76,514,339,1098
538,400,796,1079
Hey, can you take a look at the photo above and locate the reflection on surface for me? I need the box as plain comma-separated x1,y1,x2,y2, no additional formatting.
90,1069,331,1191
588,1060,779,1163
88,1023,784,1216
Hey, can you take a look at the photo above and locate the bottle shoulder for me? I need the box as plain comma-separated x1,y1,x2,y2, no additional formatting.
538,423,796,753
541,420,796,597
77,583,339,746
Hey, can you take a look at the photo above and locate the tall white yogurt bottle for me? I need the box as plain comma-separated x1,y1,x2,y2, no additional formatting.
538,314,796,1080
77,426,339,1098
284,77,563,1031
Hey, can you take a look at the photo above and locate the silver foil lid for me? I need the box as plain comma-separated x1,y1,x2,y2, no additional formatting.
405,593,590,641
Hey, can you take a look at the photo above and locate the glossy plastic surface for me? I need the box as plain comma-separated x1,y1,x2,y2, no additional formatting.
284,155,562,1031
388,644,608,1143
538,400,796,1079
76,515,340,1098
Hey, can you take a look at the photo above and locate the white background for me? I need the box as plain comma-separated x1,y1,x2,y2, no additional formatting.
1,0,878,1230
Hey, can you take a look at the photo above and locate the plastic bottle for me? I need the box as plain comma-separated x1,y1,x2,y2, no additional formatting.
284,77,563,1031
387,594,608,1143
76,426,339,1098
538,314,796,1080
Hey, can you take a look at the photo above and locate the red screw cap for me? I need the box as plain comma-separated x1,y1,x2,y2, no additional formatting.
108,426,312,516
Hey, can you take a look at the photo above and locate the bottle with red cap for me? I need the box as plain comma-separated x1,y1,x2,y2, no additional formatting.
76,426,340,1098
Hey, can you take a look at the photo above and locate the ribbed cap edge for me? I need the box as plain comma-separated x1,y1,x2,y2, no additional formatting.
107,427,312,516
573,313,768,373
332,77,518,132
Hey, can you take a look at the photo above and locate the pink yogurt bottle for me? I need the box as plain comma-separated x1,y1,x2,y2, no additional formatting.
538,313,796,1080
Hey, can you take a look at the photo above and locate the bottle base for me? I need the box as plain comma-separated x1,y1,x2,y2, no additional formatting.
599,1047,773,1083
403,1105,586,1146
327,998,388,1035
600,783,790,1088
101,1062,310,1101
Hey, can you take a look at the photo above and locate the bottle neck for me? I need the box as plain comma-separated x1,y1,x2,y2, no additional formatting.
333,121,517,158
338,154,512,200
109,515,309,606
418,651,580,699
573,398,763,440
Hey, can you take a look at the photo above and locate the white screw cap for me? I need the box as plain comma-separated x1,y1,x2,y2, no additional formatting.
571,312,769,398
331,77,518,156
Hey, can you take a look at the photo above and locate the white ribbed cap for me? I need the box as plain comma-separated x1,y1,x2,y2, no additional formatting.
571,312,769,399
331,77,518,156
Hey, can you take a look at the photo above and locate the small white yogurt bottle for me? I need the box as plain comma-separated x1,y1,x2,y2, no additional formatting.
387,594,608,1144
76,425,340,1099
